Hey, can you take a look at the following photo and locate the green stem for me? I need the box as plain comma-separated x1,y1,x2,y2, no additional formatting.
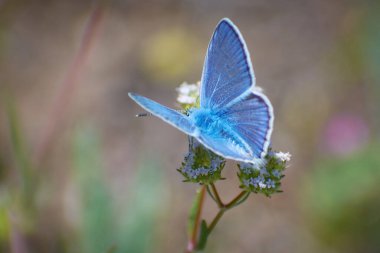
225,191,248,209
210,183,224,208
207,190,248,234
187,183,250,252
207,209,225,234
206,185,217,203
186,186,206,253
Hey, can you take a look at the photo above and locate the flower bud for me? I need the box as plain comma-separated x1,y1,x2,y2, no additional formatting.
237,150,289,197
178,137,225,184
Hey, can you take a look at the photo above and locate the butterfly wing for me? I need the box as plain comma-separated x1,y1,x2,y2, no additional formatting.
198,18,273,161
196,131,254,162
200,18,255,110
194,91,273,162
219,90,274,159
129,93,196,135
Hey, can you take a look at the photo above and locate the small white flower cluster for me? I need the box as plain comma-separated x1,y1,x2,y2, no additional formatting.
176,82,200,105
274,152,291,162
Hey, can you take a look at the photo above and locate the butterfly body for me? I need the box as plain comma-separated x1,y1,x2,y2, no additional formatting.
129,18,274,163
189,108,219,134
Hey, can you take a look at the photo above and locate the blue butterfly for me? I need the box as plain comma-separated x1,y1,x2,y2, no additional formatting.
129,18,274,163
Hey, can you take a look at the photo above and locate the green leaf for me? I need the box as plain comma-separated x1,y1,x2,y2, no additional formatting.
196,220,209,250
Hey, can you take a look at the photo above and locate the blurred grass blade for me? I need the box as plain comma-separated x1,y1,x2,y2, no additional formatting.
35,5,104,164
115,158,166,253
72,126,114,253
5,95,34,201
72,126,167,253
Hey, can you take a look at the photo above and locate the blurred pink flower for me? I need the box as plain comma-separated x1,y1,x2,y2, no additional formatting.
323,114,369,155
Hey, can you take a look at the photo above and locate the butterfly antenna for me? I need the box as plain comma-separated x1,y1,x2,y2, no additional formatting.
136,112,152,117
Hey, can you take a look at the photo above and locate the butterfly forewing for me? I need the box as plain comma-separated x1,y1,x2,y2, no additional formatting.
200,18,255,110
129,93,196,135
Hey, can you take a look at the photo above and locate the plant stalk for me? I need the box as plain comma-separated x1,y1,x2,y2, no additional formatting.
186,185,206,253
207,190,248,234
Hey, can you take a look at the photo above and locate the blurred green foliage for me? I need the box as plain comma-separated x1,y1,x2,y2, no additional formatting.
303,144,380,253
72,127,114,253
6,96,35,206
114,158,167,253
72,126,166,253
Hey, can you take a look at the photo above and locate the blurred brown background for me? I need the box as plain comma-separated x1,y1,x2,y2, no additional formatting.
1,0,380,252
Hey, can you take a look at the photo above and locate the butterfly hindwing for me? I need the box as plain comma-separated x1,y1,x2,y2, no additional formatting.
128,93,196,135
200,18,255,110
218,91,274,158
196,131,254,162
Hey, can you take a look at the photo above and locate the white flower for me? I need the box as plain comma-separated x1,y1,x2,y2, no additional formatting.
258,181,267,189
176,82,199,105
176,82,199,94
177,95,197,104
275,152,291,162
